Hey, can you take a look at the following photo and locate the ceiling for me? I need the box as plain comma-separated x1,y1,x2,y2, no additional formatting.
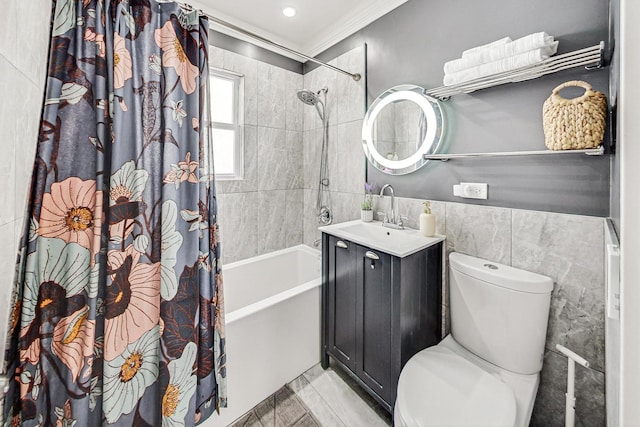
187,0,408,60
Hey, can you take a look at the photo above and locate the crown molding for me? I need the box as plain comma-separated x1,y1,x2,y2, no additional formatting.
302,0,409,57
188,0,408,63
187,0,306,62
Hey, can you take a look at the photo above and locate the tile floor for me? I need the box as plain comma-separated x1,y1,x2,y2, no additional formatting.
230,362,393,427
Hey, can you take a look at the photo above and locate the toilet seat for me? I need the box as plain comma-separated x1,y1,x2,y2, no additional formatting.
395,345,517,427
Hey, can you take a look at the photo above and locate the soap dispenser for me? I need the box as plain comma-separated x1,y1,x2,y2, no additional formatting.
420,201,436,237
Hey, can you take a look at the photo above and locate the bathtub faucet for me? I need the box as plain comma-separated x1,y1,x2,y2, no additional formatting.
379,184,404,229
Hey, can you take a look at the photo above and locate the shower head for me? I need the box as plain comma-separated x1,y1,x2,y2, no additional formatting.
297,89,320,106
297,88,327,121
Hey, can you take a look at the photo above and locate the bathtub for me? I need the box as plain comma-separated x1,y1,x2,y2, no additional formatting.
202,245,322,426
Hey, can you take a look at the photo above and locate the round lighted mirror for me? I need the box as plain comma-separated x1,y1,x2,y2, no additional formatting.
362,85,444,175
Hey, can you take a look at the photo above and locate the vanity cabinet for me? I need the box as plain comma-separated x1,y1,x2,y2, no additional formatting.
321,233,443,412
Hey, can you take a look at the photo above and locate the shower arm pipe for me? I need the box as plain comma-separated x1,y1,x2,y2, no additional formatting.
176,2,362,82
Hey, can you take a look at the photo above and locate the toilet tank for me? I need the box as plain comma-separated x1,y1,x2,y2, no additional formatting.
449,252,553,375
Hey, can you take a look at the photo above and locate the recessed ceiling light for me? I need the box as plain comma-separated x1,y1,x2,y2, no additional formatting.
282,7,296,17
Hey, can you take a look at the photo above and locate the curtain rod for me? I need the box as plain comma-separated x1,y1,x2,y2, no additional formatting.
175,1,362,81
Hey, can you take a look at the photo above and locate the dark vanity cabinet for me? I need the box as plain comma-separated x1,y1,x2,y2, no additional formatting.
321,233,443,412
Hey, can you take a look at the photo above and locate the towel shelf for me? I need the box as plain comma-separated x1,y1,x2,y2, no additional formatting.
424,146,605,161
426,42,605,100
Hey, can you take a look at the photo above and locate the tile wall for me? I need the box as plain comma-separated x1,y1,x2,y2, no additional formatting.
302,46,367,247
214,44,367,261
209,47,305,264
0,0,51,369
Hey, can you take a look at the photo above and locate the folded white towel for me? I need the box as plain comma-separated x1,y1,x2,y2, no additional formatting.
444,32,557,74
461,37,512,57
443,48,552,86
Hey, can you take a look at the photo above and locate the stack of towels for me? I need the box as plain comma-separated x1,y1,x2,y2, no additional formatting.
443,32,558,86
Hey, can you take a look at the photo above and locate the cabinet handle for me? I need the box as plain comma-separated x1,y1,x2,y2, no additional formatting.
365,251,379,260
336,241,348,249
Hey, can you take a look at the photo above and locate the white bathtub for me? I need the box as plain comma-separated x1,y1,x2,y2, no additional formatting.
202,245,322,427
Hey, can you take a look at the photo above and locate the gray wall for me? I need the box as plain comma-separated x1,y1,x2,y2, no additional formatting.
309,0,611,217
209,29,303,74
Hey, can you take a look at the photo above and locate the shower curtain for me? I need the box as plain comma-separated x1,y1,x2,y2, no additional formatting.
3,0,226,425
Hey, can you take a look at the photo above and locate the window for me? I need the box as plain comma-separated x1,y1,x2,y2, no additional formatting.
209,67,244,180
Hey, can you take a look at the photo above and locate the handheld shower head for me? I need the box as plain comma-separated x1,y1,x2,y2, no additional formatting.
297,89,320,106
297,88,326,121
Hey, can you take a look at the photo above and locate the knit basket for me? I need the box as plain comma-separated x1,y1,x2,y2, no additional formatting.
542,80,607,150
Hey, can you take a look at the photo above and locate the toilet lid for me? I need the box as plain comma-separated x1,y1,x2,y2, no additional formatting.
396,346,517,427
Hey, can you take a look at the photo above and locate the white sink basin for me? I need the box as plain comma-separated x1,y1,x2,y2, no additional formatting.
319,220,445,258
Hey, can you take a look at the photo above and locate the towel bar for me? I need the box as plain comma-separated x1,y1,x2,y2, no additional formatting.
423,146,604,161
426,42,605,100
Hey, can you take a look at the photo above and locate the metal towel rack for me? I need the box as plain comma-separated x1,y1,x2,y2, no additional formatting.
423,41,607,160
426,42,605,100
424,146,605,161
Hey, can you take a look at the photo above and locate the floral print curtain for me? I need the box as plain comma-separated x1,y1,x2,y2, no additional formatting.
3,0,226,425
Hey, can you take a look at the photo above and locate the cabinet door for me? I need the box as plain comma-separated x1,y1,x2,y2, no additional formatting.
326,236,358,371
355,245,393,404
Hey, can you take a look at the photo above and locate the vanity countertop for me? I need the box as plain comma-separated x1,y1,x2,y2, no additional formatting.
319,219,445,258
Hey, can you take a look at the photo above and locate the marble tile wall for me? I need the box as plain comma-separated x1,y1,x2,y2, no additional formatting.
302,46,367,247
211,47,305,264
511,210,605,426
0,0,51,370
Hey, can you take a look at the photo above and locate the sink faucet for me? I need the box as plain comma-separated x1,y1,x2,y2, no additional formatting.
378,184,404,229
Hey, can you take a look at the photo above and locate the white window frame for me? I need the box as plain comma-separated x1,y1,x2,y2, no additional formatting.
209,66,244,181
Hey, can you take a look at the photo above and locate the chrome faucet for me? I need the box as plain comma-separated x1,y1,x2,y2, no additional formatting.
378,184,404,229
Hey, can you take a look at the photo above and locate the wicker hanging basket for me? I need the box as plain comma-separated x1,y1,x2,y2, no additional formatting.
542,80,607,151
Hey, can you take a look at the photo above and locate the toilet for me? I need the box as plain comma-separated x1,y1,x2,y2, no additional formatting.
394,252,553,427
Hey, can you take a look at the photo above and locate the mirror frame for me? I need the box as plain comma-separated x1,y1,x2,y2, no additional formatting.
362,84,445,175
